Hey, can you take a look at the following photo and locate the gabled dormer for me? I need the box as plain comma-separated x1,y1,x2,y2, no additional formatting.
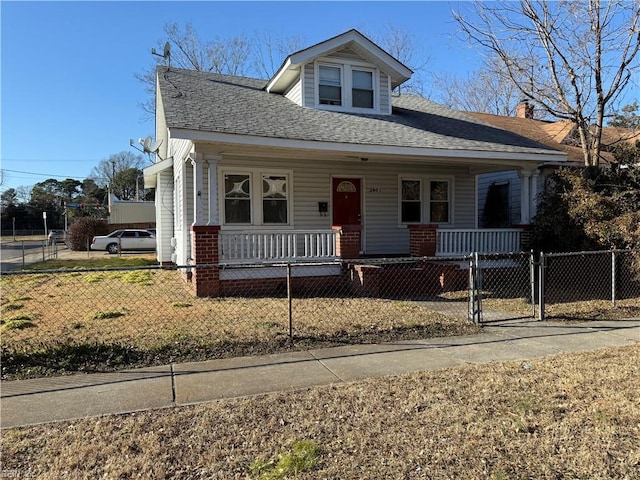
266,29,413,115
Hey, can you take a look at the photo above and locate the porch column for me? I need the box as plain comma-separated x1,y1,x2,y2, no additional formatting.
191,225,220,297
408,224,438,257
529,172,540,220
207,155,221,225
191,154,204,226
332,225,361,259
518,170,531,224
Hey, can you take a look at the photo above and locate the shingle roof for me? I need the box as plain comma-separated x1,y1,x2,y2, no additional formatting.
157,67,563,157
466,112,640,164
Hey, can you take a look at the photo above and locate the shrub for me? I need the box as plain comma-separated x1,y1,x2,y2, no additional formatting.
68,217,108,251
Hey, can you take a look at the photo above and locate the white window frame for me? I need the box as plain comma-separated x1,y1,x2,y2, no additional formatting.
219,168,293,229
315,59,379,113
398,177,422,225
350,67,375,110
398,175,454,226
318,64,343,106
428,178,453,225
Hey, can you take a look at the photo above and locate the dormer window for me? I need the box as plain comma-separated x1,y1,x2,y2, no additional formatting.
352,69,373,109
316,61,378,112
319,65,342,106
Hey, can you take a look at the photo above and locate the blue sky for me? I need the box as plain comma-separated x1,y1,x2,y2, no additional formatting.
2,1,638,194
1,1,476,193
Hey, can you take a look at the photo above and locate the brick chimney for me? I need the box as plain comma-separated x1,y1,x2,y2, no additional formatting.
516,99,534,119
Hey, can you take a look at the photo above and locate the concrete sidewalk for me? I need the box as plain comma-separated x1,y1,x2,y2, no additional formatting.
1,319,638,429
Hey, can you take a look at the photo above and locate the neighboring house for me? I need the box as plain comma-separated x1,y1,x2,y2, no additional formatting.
468,104,640,228
107,194,156,224
143,29,567,296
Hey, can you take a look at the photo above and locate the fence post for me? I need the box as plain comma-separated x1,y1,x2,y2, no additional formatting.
22,241,25,269
611,249,617,307
475,252,483,325
42,240,45,262
287,263,293,338
538,252,545,321
468,253,482,325
529,250,536,318
468,254,476,323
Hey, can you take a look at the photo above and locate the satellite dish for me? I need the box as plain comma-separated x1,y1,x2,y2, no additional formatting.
142,136,153,153
163,42,170,59
148,138,163,154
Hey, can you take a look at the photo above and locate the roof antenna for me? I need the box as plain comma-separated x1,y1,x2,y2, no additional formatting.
151,41,171,68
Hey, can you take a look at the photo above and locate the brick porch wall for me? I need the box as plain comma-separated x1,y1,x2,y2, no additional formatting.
191,225,220,297
408,224,438,257
333,225,361,259
512,224,532,252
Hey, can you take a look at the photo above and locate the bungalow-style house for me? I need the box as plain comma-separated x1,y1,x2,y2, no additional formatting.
143,29,567,296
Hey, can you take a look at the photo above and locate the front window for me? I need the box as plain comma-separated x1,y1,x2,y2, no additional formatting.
224,174,251,224
401,179,421,223
352,69,373,109
430,181,450,223
319,65,342,106
262,175,288,224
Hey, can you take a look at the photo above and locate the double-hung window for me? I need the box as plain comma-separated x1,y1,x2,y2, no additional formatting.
401,179,422,223
319,65,342,106
429,180,450,223
222,170,291,226
352,69,374,109
399,177,452,225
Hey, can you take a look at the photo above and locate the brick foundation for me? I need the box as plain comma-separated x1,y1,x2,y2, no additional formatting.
220,274,349,297
408,224,438,257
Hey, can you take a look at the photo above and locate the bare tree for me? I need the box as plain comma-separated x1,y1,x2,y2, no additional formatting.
251,31,305,80
431,56,522,116
453,0,640,166
136,23,254,118
89,151,146,200
369,24,431,96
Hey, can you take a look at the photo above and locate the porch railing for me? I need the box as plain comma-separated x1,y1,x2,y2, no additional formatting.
436,228,522,256
219,230,337,264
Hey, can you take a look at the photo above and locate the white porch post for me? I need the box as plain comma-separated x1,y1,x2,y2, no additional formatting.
519,170,531,224
207,155,221,225
529,172,540,219
191,155,204,226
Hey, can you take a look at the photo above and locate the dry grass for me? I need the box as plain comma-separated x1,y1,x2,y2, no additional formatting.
2,344,639,479
1,264,478,379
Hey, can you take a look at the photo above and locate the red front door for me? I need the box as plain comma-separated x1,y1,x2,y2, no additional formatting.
332,178,361,225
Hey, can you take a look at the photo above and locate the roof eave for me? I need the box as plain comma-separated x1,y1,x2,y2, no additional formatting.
169,128,568,165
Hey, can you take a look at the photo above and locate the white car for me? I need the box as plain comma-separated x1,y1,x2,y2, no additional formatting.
90,229,156,254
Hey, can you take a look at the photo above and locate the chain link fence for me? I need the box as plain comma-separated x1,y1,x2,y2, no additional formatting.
0,239,66,271
540,250,640,320
1,249,638,378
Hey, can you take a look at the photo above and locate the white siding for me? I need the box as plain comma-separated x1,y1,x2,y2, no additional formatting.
285,78,302,106
302,63,315,107
156,169,174,263
169,138,193,165
379,72,390,114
